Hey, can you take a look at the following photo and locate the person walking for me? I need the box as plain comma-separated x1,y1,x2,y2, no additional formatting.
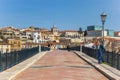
98,41,106,64
67,44,70,51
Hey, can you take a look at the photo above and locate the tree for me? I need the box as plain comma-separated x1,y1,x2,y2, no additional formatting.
60,33,65,37
84,30,88,37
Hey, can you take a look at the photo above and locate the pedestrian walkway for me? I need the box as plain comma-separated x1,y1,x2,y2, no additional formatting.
14,50,108,80
75,51,120,80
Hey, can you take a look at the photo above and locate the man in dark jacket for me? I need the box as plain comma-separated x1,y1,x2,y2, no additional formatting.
98,41,106,64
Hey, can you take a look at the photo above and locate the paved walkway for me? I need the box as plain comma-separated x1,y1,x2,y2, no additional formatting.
75,51,120,80
14,50,108,80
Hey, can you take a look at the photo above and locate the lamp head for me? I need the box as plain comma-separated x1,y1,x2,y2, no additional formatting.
101,12,107,23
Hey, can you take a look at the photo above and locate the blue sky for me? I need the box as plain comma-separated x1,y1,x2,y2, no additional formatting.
0,0,120,31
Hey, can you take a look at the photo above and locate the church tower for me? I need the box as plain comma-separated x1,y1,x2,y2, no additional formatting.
51,25,58,36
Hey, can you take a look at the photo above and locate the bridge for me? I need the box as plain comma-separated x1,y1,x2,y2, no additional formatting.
0,46,120,80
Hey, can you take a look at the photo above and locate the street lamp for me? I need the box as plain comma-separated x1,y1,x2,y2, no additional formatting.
101,12,107,44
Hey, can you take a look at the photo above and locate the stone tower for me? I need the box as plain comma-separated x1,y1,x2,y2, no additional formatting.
51,25,58,36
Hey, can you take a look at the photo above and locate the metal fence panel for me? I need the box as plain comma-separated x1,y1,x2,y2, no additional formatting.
0,46,50,72
117,54,120,70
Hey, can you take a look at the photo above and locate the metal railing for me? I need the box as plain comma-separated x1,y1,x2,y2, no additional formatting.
69,46,120,70
0,46,50,72
69,46,80,51
41,46,50,51
82,46,120,70
60,46,80,51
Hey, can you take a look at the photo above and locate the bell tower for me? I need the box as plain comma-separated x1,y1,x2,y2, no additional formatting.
51,25,58,36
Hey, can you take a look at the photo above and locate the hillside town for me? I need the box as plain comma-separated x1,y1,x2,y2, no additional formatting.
0,25,120,54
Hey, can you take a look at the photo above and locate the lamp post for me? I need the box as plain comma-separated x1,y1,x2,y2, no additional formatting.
101,12,107,44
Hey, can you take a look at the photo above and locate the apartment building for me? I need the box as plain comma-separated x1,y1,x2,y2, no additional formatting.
8,39,22,51
0,43,11,53
0,27,20,39
87,25,102,31
40,27,59,42
31,30,42,43
87,25,114,37
87,30,108,37
62,30,80,38
115,31,120,37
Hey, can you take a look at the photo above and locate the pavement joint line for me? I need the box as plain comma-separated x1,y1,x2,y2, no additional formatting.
30,65,93,69
0,51,49,80
74,51,120,80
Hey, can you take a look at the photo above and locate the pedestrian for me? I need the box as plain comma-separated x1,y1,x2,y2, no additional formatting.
67,44,70,51
98,41,106,64
48,43,50,47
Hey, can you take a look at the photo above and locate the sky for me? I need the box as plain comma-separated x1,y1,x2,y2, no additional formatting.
0,0,120,31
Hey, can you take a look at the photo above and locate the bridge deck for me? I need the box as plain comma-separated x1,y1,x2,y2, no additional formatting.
14,50,108,80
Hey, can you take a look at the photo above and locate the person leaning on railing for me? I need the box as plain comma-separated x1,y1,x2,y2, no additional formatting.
98,41,106,64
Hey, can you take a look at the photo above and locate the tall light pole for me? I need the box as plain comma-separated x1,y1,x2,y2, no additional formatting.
101,12,107,44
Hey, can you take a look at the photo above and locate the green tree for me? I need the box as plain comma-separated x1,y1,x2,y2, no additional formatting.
60,33,65,37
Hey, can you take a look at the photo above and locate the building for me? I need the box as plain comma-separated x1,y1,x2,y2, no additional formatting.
71,38,84,43
0,26,20,39
21,28,36,44
87,30,107,37
20,35,28,43
115,31,120,37
41,30,54,42
107,30,114,37
22,30,33,39
87,25,114,37
51,26,58,36
87,25,102,31
59,38,71,45
8,39,22,51
40,27,60,43
62,30,80,38
31,31,42,43
0,43,11,53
